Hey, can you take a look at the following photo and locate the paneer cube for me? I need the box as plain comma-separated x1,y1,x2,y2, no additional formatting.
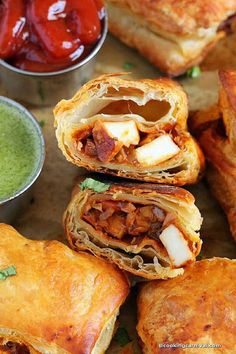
92,120,123,162
159,224,193,267
135,134,180,166
102,120,140,147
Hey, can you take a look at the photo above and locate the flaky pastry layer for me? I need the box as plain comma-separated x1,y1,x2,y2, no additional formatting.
54,74,204,185
190,70,236,242
64,177,202,280
105,0,236,75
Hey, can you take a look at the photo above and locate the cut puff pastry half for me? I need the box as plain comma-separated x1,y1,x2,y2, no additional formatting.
0,224,129,354
105,0,236,76
190,70,236,242
64,177,202,280
137,258,236,354
54,74,204,186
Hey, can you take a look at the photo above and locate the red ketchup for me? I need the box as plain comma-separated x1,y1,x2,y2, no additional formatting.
0,0,105,72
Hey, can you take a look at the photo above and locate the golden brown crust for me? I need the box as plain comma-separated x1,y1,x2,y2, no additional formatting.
207,165,236,242
105,0,236,75
64,177,202,280
54,74,205,185
54,73,188,127
137,258,236,354
108,0,236,35
107,15,222,76
0,224,129,354
219,70,236,111
198,127,236,242
190,69,236,242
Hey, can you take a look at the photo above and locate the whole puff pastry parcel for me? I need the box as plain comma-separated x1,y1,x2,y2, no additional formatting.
0,224,129,354
137,258,236,354
54,74,204,186
190,70,236,242
64,177,202,280
105,0,236,76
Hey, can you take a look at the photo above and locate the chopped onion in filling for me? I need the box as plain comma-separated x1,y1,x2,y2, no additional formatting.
135,134,180,166
82,200,193,268
159,224,193,267
82,200,165,240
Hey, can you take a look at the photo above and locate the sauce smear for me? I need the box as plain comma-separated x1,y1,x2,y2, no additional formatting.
0,101,41,202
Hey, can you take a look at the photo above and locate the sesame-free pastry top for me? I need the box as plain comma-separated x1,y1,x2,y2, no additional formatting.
54,74,204,186
64,177,202,280
105,0,236,76
190,70,236,243
0,224,129,354
137,258,236,354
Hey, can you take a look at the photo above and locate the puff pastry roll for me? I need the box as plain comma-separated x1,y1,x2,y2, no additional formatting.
105,0,236,76
64,177,202,280
54,74,204,186
0,224,129,354
190,70,236,242
137,258,236,353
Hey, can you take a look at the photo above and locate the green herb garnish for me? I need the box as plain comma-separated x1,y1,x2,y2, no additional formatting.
80,178,110,193
123,61,135,70
197,252,206,260
0,266,17,280
197,253,207,261
114,326,131,347
39,120,45,128
187,66,201,78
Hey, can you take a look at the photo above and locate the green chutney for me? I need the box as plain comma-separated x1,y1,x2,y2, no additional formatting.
0,100,42,202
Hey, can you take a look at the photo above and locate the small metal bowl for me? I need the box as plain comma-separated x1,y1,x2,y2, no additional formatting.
0,96,45,223
0,15,108,107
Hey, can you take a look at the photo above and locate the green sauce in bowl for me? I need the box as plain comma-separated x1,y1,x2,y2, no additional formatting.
0,97,44,203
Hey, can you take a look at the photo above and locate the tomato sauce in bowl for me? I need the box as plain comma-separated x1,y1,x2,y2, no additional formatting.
0,0,105,73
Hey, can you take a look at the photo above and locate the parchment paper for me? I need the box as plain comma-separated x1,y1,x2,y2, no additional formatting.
1,32,236,353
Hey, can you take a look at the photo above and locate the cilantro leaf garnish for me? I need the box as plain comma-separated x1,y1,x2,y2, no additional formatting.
123,61,135,70
0,266,17,280
80,178,110,193
197,251,206,260
187,66,201,78
39,120,45,128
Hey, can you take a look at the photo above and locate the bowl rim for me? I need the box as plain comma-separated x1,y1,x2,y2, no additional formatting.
0,96,45,205
0,13,108,77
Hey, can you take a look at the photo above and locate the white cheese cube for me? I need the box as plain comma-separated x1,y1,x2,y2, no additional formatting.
103,120,140,147
135,134,180,166
159,224,193,267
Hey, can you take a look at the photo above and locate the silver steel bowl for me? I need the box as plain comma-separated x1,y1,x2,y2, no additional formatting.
0,15,108,106
0,96,45,223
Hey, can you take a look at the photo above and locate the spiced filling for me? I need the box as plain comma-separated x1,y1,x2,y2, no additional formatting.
73,120,181,166
0,342,30,354
82,199,166,241
81,198,195,267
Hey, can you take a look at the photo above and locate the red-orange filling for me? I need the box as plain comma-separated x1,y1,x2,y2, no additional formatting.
0,342,30,354
74,122,181,165
82,199,166,240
